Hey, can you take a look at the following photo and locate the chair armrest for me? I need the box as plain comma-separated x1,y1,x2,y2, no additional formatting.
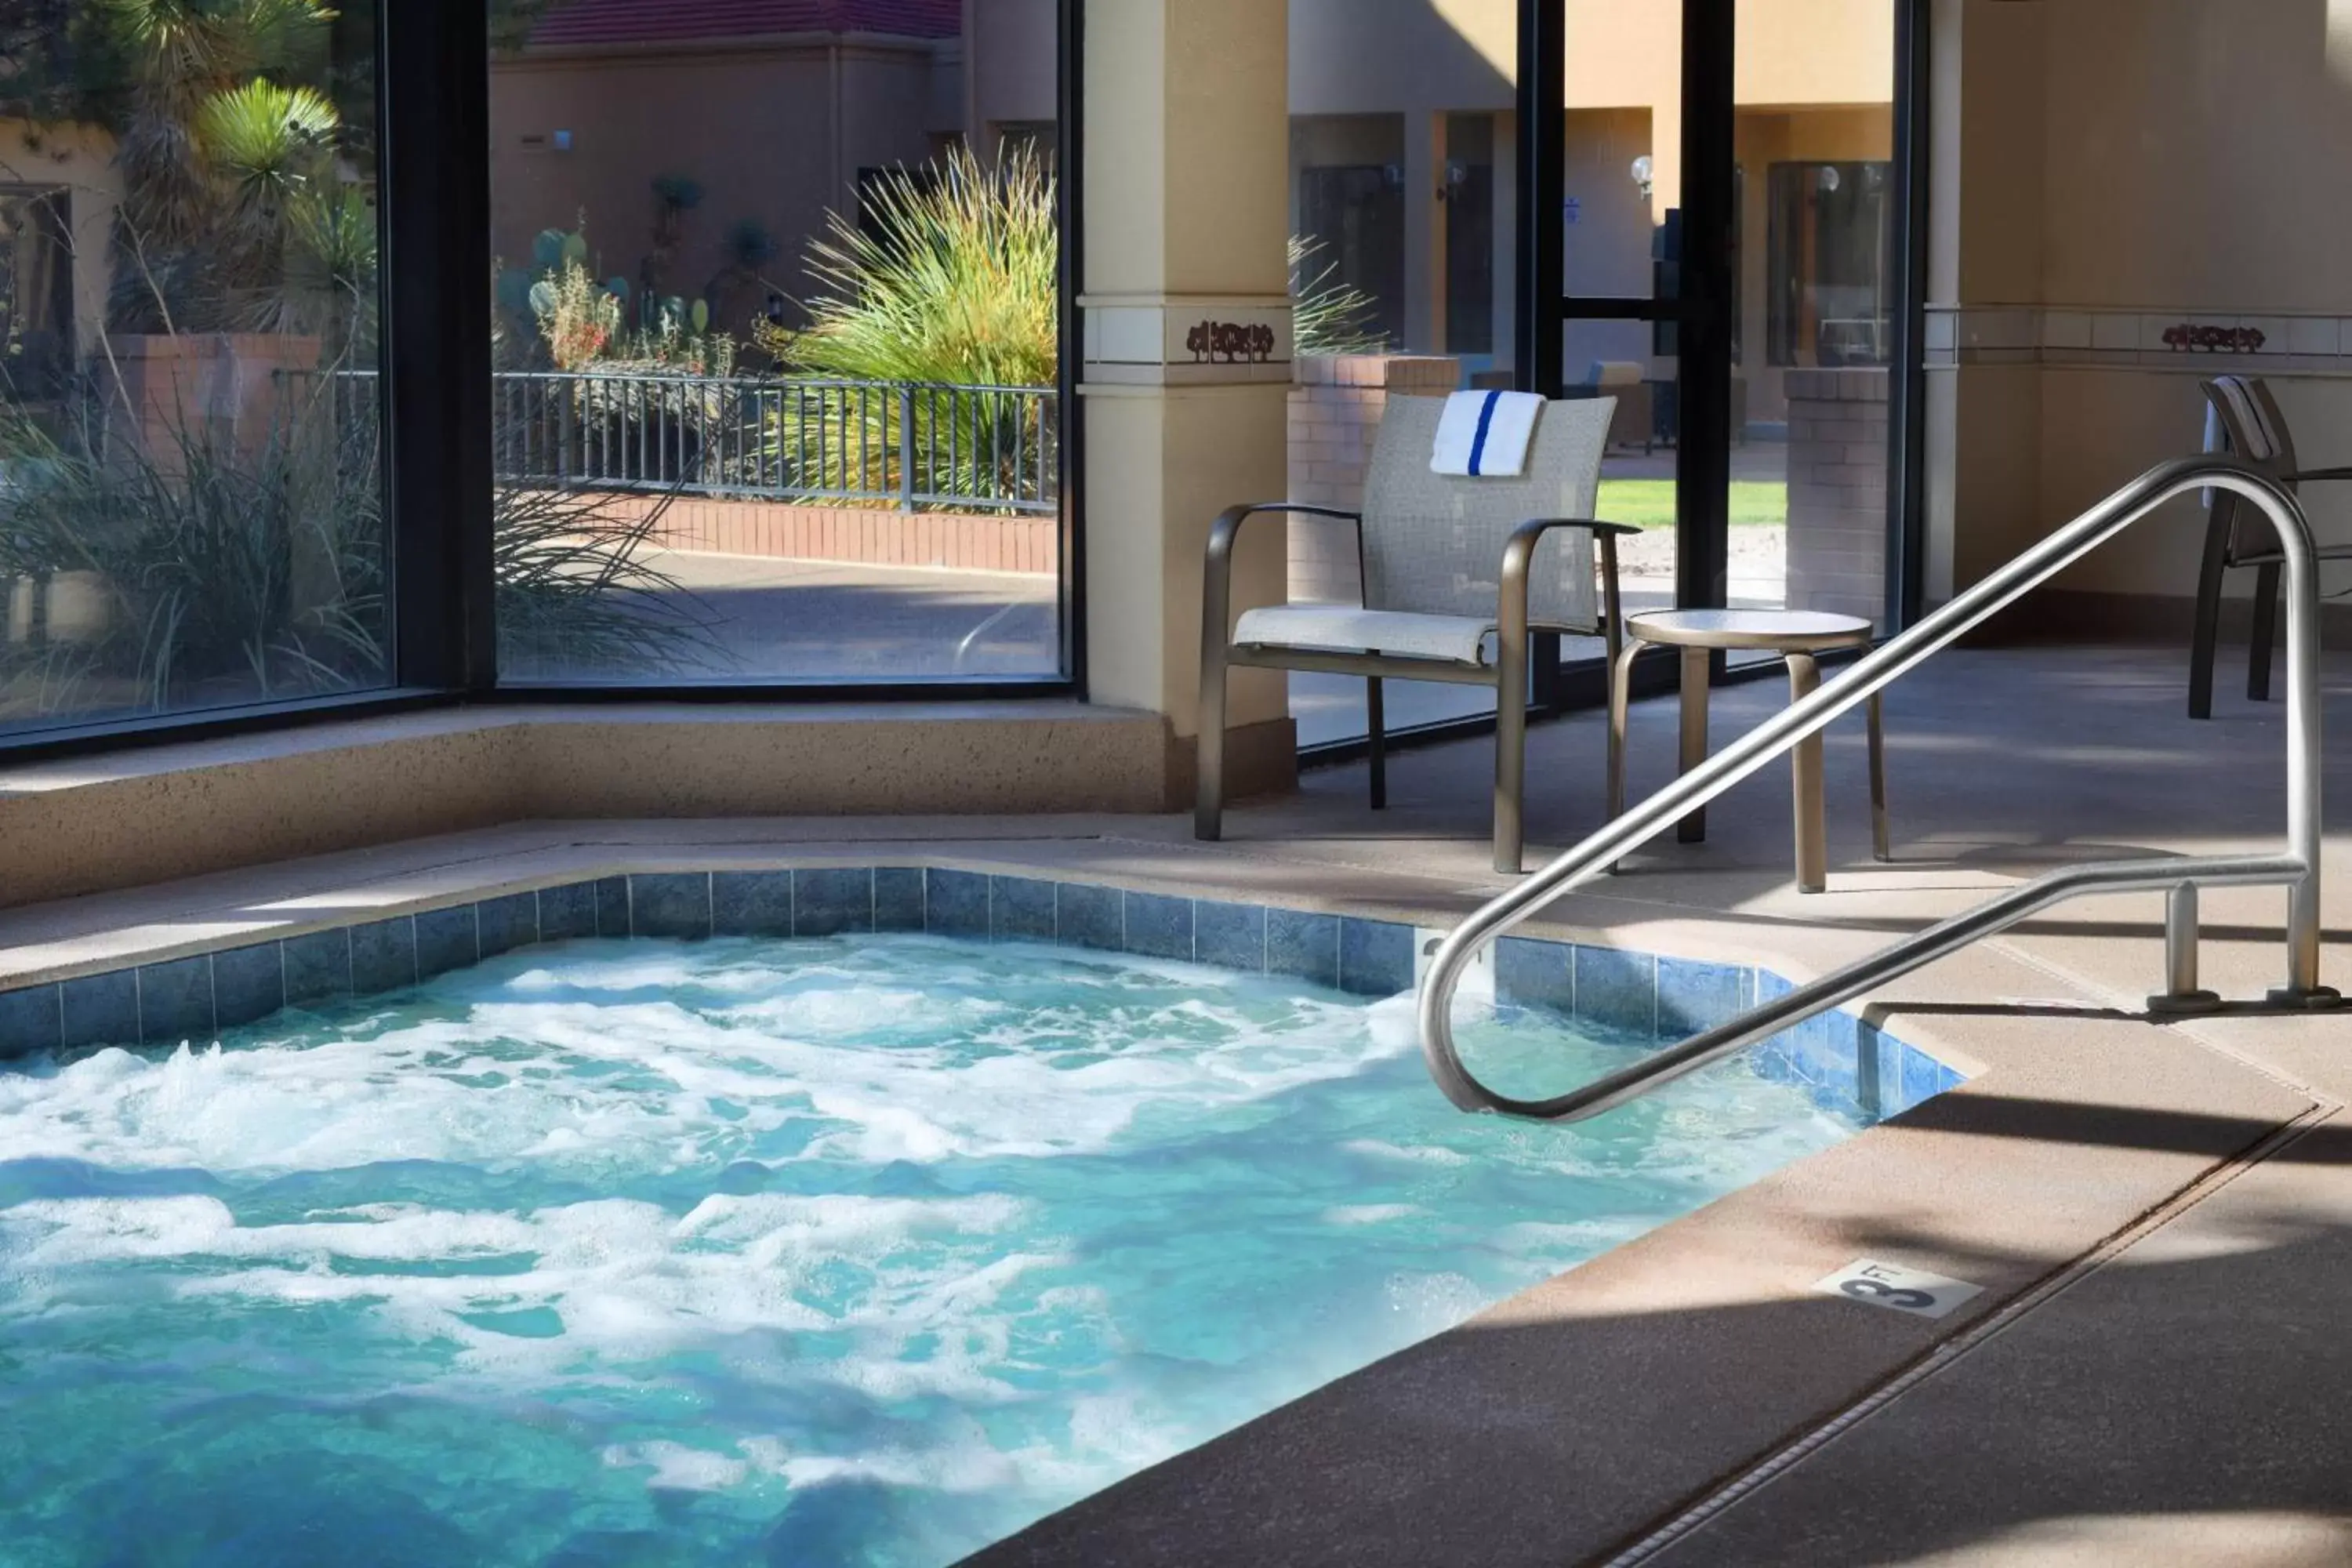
1499,518,1641,666
1203,503,1363,655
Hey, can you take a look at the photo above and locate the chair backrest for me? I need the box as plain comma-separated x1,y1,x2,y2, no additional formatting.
1358,393,1612,630
2201,375,2297,475
2201,376,2298,561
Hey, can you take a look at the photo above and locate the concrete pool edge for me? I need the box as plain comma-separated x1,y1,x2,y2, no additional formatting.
0,826,2323,1566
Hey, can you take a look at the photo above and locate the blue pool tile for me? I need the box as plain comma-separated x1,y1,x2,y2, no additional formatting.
1752,1030,1799,1084
60,968,140,1053
1799,1008,1863,1110
212,944,285,1029
139,956,214,1044
990,877,1057,942
1338,918,1414,997
537,880,600,943
0,985,61,1054
1123,893,1194,962
61,971,140,1050
415,906,481,980
350,918,417,995
1855,1020,1889,1117
712,871,796,938
594,877,633,939
1193,902,1267,972
1574,946,1655,1037
477,893,539,958
1266,909,1341,989
283,928,353,1007
874,869,926,932
1656,957,1748,1039
1056,883,1122,952
1898,1044,1950,1113
925,869,989,938
794,869,874,938
1495,937,1573,1016
631,875,712,941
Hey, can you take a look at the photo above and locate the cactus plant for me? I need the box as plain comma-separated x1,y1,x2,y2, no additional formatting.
690,298,710,335
532,229,567,271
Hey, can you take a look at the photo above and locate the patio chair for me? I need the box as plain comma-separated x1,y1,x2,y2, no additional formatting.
2189,376,2352,718
1195,393,1634,874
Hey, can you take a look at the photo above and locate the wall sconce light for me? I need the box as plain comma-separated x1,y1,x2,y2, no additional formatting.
1630,154,1654,201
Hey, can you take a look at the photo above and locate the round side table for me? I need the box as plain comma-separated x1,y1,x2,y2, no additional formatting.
1606,609,1889,893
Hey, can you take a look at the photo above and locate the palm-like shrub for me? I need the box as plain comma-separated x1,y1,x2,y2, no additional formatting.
0,386,383,718
1290,235,1390,357
91,0,370,342
0,376,722,726
772,143,1057,510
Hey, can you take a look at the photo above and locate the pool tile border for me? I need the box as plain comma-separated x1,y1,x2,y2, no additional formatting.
0,867,1965,1122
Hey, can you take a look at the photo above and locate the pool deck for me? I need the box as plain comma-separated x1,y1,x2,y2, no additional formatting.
2,640,2348,1565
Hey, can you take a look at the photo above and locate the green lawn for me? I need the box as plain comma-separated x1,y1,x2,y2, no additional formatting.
1595,479,1788,530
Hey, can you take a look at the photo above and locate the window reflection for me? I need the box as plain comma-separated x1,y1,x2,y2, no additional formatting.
0,1,387,739
486,0,1062,685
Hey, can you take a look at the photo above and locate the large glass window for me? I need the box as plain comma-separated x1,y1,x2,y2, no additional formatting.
0,1,387,739
485,0,1062,686
1285,2,1518,746
1766,160,1893,369
1733,6,1898,630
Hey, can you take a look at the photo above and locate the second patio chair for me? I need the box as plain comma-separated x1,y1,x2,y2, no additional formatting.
1194,393,1633,875
2189,376,2352,717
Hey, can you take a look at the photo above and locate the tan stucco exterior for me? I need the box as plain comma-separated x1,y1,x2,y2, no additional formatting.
1924,0,2352,612
488,36,958,327
0,118,120,360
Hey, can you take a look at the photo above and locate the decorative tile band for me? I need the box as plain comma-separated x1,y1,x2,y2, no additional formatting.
1926,304,2352,375
0,868,1965,1125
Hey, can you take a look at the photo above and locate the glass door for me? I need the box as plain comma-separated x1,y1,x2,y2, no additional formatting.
1530,0,1732,673
1733,2,1901,643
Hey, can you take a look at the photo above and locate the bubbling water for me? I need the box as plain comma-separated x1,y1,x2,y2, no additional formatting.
0,934,1859,1567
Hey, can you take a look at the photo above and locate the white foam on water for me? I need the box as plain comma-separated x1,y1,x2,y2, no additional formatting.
1341,1138,1474,1168
0,932,1868,1554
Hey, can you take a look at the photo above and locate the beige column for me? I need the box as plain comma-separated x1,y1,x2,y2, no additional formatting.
1922,0,2047,604
1081,0,1297,806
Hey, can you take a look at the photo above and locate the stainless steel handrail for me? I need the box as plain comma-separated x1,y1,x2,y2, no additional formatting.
1417,456,2339,1122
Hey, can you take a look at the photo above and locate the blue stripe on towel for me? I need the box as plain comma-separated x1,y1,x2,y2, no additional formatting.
1467,390,1503,476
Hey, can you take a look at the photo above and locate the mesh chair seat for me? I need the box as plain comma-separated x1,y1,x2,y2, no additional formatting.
1233,604,1584,666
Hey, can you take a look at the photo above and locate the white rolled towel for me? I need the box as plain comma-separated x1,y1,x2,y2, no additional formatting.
1430,389,1544,477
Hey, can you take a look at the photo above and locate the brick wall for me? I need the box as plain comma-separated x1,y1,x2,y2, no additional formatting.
1286,354,1459,604
589,493,1059,575
1784,367,1889,623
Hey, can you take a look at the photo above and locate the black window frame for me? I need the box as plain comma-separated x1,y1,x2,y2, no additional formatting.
1307,0,1929,768
0,0,1086,761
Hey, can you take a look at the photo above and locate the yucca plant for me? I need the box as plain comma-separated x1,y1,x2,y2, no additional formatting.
1290,234,1390,357
492,483,723,680
0,378,383,720
772,143,1057,511
0,369,721,726
77,0,373,341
